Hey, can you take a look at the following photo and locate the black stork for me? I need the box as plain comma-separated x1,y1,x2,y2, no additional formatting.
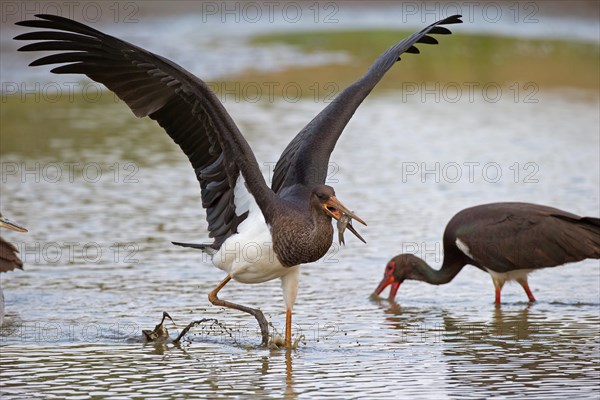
375,202,600,304
0,213,27,325
15,14,462,347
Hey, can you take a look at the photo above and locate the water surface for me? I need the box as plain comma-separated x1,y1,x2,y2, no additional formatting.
1,3,599,399
1,91,598,398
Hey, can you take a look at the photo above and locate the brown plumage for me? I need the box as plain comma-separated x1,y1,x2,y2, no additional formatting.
375,203,600,304
0,237,23,273
271,185,336,267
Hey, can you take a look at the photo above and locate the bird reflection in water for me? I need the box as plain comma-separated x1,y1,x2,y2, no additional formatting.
372,292,541,345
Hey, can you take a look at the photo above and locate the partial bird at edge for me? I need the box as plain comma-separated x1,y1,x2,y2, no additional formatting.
0,213,28,326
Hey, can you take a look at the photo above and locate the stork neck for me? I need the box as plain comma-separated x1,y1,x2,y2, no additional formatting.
414,258,464,285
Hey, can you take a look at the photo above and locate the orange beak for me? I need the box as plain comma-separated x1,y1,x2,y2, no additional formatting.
323,196,366,243
322,196,366,226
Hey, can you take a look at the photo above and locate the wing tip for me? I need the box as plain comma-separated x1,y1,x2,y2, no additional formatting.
15,13,103,37
399,14,462,59
440,14,463,25
172,241,214,251
14,14,53,26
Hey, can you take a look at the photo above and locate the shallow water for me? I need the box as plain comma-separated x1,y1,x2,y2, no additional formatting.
1,90,599,398
1,3,600,399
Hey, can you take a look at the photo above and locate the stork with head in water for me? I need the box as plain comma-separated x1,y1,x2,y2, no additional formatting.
375,203,600,304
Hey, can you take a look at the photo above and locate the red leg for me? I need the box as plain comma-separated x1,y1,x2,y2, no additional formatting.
491,277,505,305
521,282,536,302
495,288,501,304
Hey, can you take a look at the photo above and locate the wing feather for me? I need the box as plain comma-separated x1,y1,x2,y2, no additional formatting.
15,14,274,249
271,15,462,193
452,203,600,272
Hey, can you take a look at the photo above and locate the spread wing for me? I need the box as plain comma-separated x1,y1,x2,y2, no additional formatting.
15,14,275,249
453,203,600,272
271,15,462,193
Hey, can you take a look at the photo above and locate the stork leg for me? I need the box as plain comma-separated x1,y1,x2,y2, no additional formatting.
280,267,299,349
208,274,269,346
491,278,505,305
495,288,502,305
285,308,292,348
517,278,536,303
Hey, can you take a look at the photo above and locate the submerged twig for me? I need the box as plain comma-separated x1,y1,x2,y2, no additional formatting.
173,318,224,343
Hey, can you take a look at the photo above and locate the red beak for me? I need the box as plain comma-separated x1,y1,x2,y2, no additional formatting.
374,275,401,299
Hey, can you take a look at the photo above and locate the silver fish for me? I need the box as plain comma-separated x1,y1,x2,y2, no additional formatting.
337,213,366,245
337,214,351,245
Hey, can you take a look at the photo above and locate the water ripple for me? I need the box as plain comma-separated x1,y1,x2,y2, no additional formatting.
1,89,599,398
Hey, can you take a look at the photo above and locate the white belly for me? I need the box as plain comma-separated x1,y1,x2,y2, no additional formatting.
212,175,290,284
484,267,535,285
212,216,288,283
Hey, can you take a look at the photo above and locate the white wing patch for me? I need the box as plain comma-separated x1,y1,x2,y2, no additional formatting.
233,174,252,216
456,237,535,289
455,238,474,259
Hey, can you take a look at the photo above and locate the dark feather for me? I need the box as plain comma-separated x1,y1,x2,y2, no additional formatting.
416,35,438,45
271,15,462,194
172,241,213,251
448,203,600,272
16,14,462,254
15,14,276,250
0,238,23,273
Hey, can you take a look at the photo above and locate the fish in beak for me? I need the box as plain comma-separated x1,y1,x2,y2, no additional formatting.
322,196,366,244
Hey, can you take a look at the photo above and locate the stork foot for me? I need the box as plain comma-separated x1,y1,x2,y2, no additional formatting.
519,281,537,303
